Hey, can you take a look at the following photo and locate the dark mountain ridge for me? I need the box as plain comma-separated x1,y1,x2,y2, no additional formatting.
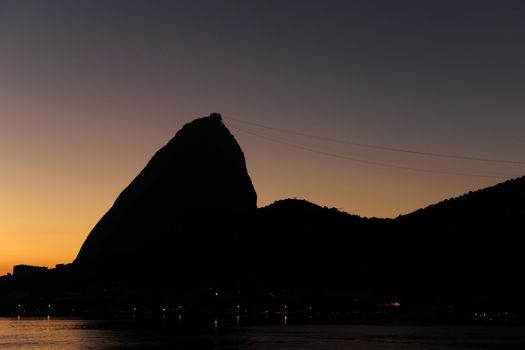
72,114,525,300
398,176,525,223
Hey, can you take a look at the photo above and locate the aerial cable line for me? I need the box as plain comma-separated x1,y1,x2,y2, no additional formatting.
224,116,525,165
229,125,511,180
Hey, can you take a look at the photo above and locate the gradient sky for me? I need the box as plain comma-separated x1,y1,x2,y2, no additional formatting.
1,0,525,275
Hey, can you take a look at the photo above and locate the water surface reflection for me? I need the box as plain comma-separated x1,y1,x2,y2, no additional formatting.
1,318,525,350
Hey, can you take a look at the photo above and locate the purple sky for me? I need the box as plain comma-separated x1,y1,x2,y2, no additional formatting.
1,0,524,272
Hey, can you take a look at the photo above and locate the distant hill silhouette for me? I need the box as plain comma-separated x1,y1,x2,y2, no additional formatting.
255,179,525,308
399,176,525,224
394,176,525,304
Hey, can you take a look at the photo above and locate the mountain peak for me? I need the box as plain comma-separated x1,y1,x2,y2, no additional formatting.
75,113,256,272
176,112,223,131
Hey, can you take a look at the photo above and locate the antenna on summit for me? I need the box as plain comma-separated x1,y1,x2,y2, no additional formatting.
209,112,222,120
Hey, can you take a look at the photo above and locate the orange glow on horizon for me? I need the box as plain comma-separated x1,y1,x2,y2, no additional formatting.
0,123,501,276
0,117,508,276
